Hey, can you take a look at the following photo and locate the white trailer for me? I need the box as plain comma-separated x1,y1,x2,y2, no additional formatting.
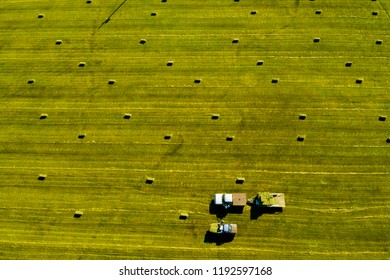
214,193,247,209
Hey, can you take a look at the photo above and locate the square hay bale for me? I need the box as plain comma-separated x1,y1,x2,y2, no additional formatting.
226,136,234,141
139,39,147,44
123,113,132,119
211,114,220,120
27,79,35,84
38,174,47,180
251,11,257,15
235,177,245,184
299,114,307,120
379,115,387,121
256,60,264,66
55,40,63,45
79,62,86,67
145,177,154,184
376,40,383,45
164,134,172,140
313,37,321,43
40,114,48,120
151,12,157,16
78,133,86,139
74,211,83,218
37,14,45,18
271,78,279,84
372,11,378,16
297,135,305,142
179,212,188,220
166,61,174,66
356,79,363,84
345,62,353,67
108,79,116,85
232,39,239,43
315,10,322,14
194,79,202,84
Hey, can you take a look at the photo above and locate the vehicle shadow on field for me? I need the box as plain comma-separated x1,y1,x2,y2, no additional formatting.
249,206,283,220
209,200,245,219
204,231,235,245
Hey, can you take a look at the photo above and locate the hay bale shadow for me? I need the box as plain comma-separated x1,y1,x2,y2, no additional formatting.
204,231,235,245
249,206,283,220
179,213,188,220
313,37,320,43
235,177,245,184
74,211,83,218
145,177,154,184
123,113,132,119
299,114,307,120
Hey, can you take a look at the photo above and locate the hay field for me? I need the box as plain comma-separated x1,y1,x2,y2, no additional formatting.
0,0,389,259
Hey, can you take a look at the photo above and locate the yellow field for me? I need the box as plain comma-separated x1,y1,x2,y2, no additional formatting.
0,0,389,259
